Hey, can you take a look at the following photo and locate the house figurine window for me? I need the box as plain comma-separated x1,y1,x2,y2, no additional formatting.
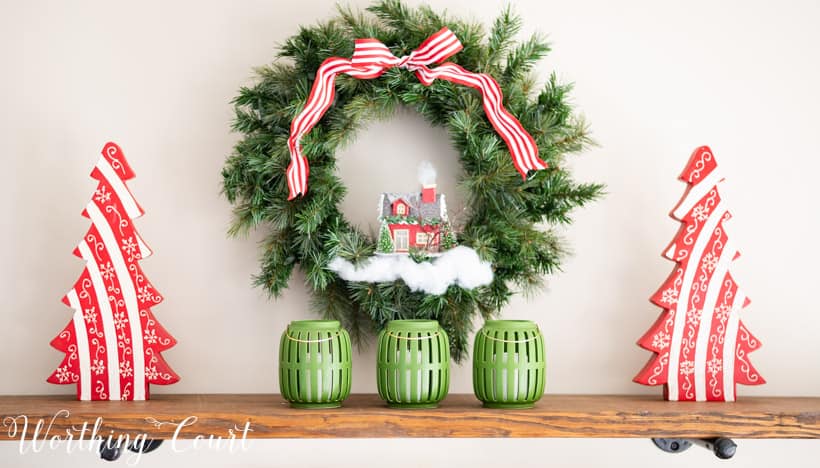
416,232,429,245
395,203,406,216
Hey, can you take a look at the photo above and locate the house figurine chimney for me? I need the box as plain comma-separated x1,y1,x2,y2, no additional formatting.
422,184,436,203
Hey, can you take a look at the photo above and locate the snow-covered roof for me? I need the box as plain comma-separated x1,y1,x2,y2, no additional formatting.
379,191,447,221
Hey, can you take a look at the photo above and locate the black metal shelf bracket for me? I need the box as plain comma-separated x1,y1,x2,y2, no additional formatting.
652,437,737,459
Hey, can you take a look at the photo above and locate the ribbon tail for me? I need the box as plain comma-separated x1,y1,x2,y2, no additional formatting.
286,57,354,199
286,151,309,200
414,63,547,179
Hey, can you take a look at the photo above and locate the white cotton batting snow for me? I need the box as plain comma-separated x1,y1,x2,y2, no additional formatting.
327,246,494,295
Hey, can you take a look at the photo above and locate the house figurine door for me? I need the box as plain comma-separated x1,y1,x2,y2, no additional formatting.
394,229,409,252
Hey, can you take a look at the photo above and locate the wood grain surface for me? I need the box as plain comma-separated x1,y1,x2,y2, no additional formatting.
1,394,818,440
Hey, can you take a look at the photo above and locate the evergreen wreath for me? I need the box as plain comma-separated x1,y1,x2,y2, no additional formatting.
221,0,603,360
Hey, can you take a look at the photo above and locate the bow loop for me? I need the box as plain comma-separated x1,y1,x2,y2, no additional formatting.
286,27,545,200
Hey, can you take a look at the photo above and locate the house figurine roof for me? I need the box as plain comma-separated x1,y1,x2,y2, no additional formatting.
378,191,448,222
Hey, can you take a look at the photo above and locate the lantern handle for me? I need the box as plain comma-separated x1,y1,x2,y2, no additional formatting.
480,330,541,344
385,331,441,341
285,332,340,343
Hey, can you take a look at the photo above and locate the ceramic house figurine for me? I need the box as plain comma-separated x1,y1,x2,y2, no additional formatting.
376,163,456,254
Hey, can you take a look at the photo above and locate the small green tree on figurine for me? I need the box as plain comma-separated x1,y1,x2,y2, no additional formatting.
441,222,457,251
377,222,394,253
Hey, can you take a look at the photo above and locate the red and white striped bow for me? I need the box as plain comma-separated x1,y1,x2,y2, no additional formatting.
286,27,547,200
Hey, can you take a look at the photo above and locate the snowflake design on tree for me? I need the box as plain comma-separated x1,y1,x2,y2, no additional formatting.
701,253,718,273
145,366,159,380
692,204,709,222
137,285,156,303
144,328,158,345
714,304,731,322
121,236,138,262
661,288,678,305
83,307,97,325
113,311,128,330
686,308,702,325
90,359,106,376
94,186,111,204
55,365,73,383
707,357,723,375
99,262,115,281
119,361,133,378
651,332,671,350
680,360,695,376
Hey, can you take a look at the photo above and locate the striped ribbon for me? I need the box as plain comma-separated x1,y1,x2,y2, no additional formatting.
286,27,547,200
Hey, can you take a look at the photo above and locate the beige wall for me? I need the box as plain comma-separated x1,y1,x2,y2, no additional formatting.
1,0,818,466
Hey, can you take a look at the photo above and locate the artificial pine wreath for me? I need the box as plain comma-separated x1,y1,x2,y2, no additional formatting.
221,0,602,360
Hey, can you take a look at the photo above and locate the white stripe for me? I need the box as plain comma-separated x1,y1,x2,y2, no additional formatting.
409,33,449,61
672,170,722,219
722,291,744,402
419,31,458,60
693,240,736,400
78,240,121,400
136,233,152,258
666,200,726,400
414,35,459,63
287,163,298,198
97,157,142,219
67,290,91,400
86,202,146,400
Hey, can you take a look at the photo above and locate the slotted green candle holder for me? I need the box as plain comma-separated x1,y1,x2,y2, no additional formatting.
377,320,450,408
473,320,546,409
279,320,352,409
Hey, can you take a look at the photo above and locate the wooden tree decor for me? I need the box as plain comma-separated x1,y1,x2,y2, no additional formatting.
47,142,179,400
634,146,764,401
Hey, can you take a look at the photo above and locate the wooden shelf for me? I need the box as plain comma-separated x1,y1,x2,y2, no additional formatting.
1,394,818,440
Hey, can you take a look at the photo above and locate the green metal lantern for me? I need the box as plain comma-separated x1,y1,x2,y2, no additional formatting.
279,320,352,408
473,320,546,409
377,320,450,408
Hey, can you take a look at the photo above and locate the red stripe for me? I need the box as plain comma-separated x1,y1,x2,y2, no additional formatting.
413,33,461,63
74,268,111,400
705,272,735,400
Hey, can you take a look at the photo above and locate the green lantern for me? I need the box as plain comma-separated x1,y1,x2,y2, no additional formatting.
279,320,352,408
473,320,546,409
377,320,450,408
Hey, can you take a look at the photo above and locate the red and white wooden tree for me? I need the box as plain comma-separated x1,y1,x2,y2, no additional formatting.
634,146,764,401
48,142,179,400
